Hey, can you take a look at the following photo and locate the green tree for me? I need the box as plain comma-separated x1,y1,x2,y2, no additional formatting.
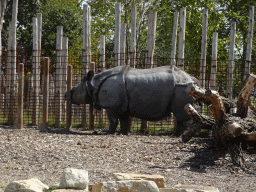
3,0,83,56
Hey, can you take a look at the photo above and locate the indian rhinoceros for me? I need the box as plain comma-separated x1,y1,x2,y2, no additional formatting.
67,65,199,135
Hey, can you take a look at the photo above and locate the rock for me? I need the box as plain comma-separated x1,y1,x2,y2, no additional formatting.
59,168,89,190
159,189,181,192
175,184,219,192
158,184,219,192
4,178,49,192
52,190,89,192
113,172,165,188
92,180,160,192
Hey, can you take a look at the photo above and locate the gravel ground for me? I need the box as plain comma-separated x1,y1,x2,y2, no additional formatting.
0,126,256,192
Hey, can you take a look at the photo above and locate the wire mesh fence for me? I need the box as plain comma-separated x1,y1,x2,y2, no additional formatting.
0,49,255,134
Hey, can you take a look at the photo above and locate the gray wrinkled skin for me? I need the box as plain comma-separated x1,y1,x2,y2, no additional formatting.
67,65,199,135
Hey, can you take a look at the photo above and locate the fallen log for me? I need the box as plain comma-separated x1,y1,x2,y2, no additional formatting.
237,74,256,118
185,83,236,114
183,80,256,167
182,104,214,143
205,89,243,140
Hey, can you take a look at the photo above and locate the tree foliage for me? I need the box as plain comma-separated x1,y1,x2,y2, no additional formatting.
3,0,83,56
2,0,255,64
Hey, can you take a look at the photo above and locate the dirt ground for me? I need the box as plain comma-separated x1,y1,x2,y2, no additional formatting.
0,126,255,192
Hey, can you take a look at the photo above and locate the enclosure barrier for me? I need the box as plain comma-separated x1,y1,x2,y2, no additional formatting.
0,4,255,135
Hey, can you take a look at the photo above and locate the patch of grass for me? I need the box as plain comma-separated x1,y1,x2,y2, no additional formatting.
196,129,209,138
43,186,81,192
0,184,5,190
43,186,59,192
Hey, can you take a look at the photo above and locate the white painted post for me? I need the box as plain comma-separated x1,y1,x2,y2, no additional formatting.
199,9,208,89
8,0,18,125
82,4,89,75
100,35,105,70
55,26,63,127
130,5,136,68
227,21,236,100
210,32,218,91
32,17,39,125
62,37,68,121
178,8,186,70
170,12,179,68
244,6,254,81
120,23,126,66
146,10,157,69
115,3,121,67
37,13,42,62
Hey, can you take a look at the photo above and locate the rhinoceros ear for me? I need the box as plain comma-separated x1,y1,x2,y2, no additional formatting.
87,71,94,81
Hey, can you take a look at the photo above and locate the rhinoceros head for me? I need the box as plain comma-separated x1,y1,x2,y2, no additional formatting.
66,71,95,105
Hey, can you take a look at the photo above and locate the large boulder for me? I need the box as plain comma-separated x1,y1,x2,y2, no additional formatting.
158,184,219,192
92,180,160,192
59,168,89,190
4,178,48,192
113,173,165,188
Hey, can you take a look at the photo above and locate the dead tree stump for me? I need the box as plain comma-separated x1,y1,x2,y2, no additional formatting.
183,75,256,167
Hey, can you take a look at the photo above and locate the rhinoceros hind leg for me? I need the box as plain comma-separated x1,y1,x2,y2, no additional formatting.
119,112,130,135
106,109,119,134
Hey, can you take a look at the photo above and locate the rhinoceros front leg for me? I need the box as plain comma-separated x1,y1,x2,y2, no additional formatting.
106,109,119,134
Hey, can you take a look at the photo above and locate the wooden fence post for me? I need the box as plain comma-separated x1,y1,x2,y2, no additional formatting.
199,9,208,89
100,35,105,70
83,4,90,75
130,5,136,68
227,21,236,100
141,10,157,132
244,6,254,81
210,32,218,91
42,58,49,130
167,11,179,125
115,3,121,67
0,1,7,93
146,10,157,69
82,4,91,127
170,11,179,67
62,37,68,121
120,23,126,66
178,8,186,69
37,13,42,64
32,17,40,125
5,22,11,113
99,35,106,126
17,63,24,129
89,62,95,130
8,0,18,125
55,26,63,127
66,65,73,130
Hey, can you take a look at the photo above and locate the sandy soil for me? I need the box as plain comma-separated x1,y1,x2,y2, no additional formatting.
0,127,255,192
